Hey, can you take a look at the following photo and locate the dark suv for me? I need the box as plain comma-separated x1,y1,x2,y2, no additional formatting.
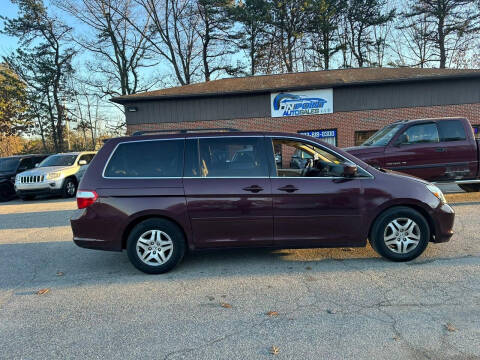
71,131,455,274
0,154,48,202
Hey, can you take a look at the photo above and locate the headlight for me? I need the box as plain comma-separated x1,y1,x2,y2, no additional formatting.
426,184,446,204
46,172,61,180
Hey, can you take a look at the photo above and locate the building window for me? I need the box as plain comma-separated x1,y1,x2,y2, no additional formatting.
472,125,480,139
297,129,337,146
354,130,378,146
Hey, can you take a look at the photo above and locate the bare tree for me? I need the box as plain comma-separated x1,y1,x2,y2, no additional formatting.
56,0,155,97
122,0,201,85
394,14,436,67
67,80,103,150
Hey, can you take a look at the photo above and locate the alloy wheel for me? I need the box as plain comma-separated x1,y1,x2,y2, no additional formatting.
136,230,174,266
66,181,76,196
383,217,421,254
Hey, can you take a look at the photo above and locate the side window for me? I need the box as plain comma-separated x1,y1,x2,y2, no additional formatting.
104,139,184,178
401,123,439,144
197,137,268,177
19,158,33,170
437,120,467,142
184,139,200,177
273,138,353,178
78,154,94,165
33,156,45,167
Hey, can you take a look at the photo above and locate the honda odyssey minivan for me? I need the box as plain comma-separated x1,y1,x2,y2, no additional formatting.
71,131,454,274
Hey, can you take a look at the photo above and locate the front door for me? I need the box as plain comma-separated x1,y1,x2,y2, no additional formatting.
384,122,445,181
268,137,364,247
183,136,273,248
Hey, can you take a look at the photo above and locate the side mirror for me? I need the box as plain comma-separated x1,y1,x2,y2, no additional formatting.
343,164,357,177
78,160,87,166
395,134,409,146
34,163,40,168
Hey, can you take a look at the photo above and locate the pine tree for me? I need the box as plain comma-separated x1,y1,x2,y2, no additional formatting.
403,0,480,68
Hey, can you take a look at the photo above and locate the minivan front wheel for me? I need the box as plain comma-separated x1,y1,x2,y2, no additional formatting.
126,218,186,274
370,207,430,262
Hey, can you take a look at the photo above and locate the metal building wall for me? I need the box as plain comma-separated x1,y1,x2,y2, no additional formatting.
124,78,480,125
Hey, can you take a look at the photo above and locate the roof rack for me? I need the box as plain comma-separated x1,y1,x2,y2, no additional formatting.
132,128,240,136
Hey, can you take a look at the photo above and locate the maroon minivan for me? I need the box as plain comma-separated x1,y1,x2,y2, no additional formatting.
71,131,454,274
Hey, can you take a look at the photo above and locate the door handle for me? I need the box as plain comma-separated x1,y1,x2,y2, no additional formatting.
243,185,263,193
435,147,446,152
278,185,299,193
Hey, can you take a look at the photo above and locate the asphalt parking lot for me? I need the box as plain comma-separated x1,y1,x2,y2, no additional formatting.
0,197,479,360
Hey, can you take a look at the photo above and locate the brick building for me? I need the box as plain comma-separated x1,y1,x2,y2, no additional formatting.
112,68,480,148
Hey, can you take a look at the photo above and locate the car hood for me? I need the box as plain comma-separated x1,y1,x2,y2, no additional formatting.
379,167,430,185
19,166,74,176
343,145,385,157
0,172,14,181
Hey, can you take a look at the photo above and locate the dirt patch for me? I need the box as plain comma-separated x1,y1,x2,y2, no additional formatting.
445,192,480,204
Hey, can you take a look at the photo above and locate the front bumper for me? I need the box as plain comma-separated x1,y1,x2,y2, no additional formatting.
430,203,455,243
15,178,64,196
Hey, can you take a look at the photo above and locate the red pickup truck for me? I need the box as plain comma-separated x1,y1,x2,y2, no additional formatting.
345,117,480,192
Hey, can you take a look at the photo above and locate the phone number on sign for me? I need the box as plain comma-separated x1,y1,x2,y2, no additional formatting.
300,130,336,138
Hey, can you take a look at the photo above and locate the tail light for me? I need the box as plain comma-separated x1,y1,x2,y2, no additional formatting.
77,190,98,209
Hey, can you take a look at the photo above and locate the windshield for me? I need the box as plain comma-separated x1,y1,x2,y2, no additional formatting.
0,158,20,173
362,123,404,146
39,154,77,167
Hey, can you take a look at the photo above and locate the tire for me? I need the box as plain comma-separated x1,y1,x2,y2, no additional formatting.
62,178,77,198
459,184,480,192
0,184,12,202
20,195,35,201
126,218,186,274
369,206,430,262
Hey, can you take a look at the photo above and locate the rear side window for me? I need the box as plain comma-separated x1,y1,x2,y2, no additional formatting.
104,139,184,178
78,154,94,165
437,120,467,142
402,123,439,144
195,137,268,177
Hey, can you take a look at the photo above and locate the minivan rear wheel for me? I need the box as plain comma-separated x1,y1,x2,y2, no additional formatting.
369,207,430,262
126,218,186,274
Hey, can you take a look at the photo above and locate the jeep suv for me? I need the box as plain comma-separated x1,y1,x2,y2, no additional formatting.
71,131,454,274
15,151,96,200
0,154,49,201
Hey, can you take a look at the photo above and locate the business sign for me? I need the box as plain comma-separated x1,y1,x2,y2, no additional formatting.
298,129,337,146
271,89,333,118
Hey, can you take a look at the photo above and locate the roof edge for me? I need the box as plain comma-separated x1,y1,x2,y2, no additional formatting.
111,72,480,104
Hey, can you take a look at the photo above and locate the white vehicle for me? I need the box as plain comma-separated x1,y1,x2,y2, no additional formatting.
15,152,96,200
